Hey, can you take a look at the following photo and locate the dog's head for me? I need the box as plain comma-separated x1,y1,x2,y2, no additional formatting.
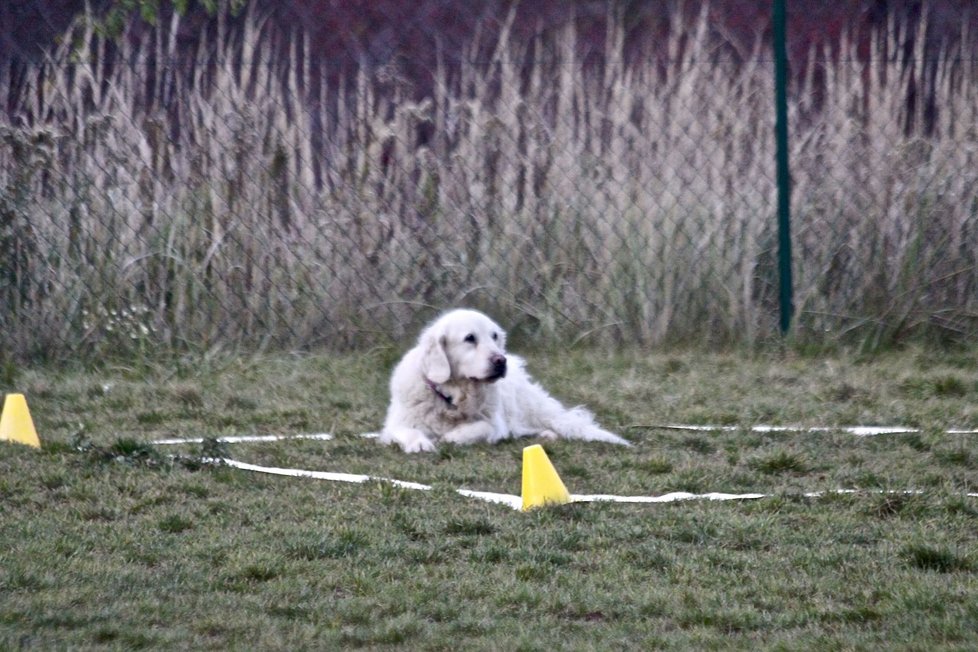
419,309,507,385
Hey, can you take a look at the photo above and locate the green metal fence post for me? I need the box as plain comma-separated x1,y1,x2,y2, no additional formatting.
773,0,794,334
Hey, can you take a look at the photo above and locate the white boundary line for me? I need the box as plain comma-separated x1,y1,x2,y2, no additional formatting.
151,428,978,510
151,433,334,445
208,457,523,509
150,425,978,447
204,457,978,511
206,457,785,509
652,424,978,436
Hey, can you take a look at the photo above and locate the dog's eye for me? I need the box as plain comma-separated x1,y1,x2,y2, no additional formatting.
464,333,477,344
491,332,498,341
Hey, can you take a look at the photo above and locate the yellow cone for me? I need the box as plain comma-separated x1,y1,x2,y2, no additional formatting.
0,394,41,448
521,444,570,511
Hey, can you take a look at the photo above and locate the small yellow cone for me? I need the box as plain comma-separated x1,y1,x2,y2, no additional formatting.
0,393,41,448
521,444,570,511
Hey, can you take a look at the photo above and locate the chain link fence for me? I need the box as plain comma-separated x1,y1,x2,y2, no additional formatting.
2,2,977,362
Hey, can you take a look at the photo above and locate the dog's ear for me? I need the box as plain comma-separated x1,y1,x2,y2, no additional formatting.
420,333,451,384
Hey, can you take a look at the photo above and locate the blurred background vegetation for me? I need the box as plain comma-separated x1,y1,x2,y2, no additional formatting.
2,1,977,362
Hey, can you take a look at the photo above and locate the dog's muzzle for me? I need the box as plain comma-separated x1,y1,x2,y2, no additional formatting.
486,354,507,381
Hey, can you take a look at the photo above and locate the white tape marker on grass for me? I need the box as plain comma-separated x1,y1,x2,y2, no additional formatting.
208,458,978,509
150,427,978,448
212,457,906,510
212,457,432,491
211,457,521,508
152,433,335,446
368,426,978,438
366,427,978,438
653,424,978,436
152,430,978,509
573,491,768,504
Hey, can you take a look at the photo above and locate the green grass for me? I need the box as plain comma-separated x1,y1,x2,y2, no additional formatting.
2,346,978,649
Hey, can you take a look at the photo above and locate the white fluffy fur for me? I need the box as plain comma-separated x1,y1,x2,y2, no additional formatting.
380,309,631,453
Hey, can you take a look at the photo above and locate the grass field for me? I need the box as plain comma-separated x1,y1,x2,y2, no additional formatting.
2,346,978,649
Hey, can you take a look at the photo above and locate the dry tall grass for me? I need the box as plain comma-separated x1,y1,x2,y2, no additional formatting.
1,6,976,359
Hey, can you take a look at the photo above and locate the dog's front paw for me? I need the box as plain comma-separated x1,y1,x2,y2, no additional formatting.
443,421,494,445
402,436,437,453
381,428,437,453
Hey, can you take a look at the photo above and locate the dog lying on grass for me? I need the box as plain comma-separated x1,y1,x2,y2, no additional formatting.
380,309,631,453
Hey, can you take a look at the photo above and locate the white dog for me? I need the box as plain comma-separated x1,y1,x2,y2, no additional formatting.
379,309,631,453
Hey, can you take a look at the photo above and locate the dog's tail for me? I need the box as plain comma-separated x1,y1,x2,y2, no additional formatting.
505,356,631,446
549,406,632,446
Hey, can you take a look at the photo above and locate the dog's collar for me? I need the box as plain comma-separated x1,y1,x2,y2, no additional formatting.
425,378,455,408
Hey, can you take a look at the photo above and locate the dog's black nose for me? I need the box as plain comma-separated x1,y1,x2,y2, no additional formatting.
490,354,507,378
